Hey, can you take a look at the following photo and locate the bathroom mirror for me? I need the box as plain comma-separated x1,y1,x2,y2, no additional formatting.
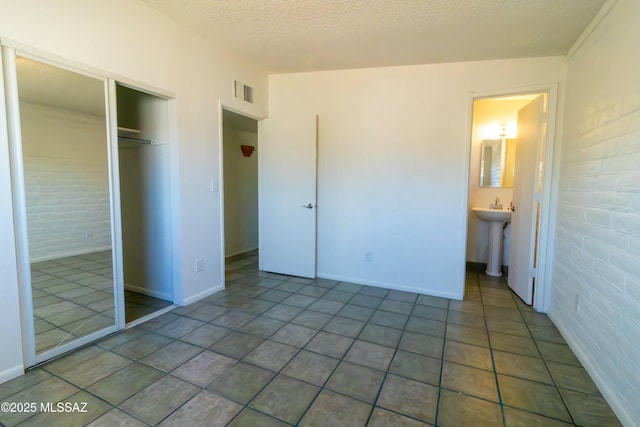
480,138,516,188
16,56,117,354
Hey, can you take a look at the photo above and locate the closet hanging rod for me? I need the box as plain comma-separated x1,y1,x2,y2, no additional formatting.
118,135,152,144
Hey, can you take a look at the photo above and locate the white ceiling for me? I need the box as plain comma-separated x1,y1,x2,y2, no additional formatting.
142,0,606,73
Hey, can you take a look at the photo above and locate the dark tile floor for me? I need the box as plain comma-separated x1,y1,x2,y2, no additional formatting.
31,251,172,353
0,255,622,426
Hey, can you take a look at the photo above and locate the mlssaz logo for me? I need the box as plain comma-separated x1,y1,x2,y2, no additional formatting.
40,402,88,413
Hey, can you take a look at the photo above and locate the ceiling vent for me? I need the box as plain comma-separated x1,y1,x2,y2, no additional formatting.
233,79,254,104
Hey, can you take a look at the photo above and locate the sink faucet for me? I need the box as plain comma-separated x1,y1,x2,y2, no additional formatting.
490,197,502,210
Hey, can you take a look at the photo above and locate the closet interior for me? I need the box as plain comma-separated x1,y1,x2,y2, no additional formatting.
116,84,174,323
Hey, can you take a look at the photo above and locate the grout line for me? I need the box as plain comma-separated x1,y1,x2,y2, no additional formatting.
364,295,420,426
477,271,509,427
433,289,450,426
17,261,607,426
221,267,432,425
483,271,581,426
511,287,578,426
219,271,354,425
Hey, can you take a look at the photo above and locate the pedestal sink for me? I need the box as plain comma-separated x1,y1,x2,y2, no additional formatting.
472,207,512,277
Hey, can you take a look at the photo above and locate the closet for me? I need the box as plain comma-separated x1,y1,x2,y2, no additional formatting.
116,85,174,322
3,45,176,367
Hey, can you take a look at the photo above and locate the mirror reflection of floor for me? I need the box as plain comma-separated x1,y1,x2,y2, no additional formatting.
31,251,171,353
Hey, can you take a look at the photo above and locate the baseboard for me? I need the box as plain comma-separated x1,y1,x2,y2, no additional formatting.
124,283,172,301
179,284,225,306
316,272,462,300
0,364,24,385
225,248,258,261
466,262,486,272
548,311,635,427
465,262,509,276
31,246,112,263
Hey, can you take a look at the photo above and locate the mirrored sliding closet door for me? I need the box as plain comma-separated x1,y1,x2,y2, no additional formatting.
7,52,120,364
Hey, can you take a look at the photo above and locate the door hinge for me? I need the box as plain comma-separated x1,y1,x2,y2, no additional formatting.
529,267,537,278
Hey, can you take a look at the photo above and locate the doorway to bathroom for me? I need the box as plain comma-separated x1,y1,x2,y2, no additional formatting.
465,86,559,312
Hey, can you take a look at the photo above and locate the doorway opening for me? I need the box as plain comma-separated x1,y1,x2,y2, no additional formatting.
465,89,556,311
221,108,260,279
116,84,174,324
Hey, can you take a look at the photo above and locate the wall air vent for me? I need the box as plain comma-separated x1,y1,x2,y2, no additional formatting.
233,79,254,104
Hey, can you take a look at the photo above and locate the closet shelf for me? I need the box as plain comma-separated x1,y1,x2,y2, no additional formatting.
117,126,152,144
117,126,141,134
118,135,152,144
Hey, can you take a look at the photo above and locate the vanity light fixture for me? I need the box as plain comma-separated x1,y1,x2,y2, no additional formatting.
492,122,517,139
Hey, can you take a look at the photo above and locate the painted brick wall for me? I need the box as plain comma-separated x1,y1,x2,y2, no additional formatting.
20,103,112,261
549,1,640,424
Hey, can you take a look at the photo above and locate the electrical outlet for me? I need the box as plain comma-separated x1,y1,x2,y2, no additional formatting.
365,252,373,262
195,258,204,272
573,294,580,312
211,179,219,192
84,228,92,239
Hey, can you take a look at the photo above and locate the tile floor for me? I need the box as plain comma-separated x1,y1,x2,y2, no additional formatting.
31,251,172,353
0,255,622,426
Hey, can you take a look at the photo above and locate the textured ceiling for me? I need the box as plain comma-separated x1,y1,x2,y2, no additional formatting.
142,0,606,73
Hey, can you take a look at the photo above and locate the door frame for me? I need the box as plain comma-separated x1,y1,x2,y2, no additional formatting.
217,101,263,288
463,83,560,312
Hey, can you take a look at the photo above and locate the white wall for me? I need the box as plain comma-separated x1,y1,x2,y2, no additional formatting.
467,98,532,266
549,0,640,425
0,0,267,380
119,143,173,300
268,57,565,299
20,103,111,261
223,126,258,257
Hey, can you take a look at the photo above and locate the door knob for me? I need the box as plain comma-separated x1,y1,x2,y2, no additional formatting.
301,203,314,209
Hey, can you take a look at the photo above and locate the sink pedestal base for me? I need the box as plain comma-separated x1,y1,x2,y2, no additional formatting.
486,221,504,277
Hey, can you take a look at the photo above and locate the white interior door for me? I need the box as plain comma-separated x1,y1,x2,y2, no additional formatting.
508,95,546,304
259,113,317,278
